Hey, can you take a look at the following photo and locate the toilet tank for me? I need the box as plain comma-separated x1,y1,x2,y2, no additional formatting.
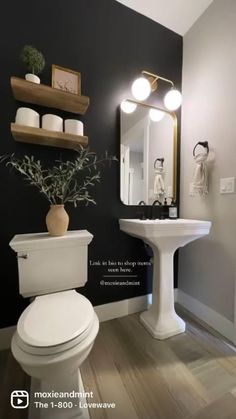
9,230,93,298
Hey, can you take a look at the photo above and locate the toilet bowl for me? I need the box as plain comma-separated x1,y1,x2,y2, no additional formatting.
11,290,99,380
9,231,98,419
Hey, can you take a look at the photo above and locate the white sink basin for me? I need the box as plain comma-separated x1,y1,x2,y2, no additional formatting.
119,218,211,339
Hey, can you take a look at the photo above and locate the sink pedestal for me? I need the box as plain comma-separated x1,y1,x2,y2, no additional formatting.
119,219,211,340
140,247,185,339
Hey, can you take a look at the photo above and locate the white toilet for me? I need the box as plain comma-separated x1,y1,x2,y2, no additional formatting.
10,230,99,419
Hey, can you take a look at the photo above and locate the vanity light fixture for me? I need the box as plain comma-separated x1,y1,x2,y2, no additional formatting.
131,70,182,111
121,100,137,114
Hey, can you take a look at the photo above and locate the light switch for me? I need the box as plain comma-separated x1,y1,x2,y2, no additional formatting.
220,177,235,194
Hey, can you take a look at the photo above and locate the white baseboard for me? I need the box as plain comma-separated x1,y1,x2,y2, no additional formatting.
0,325,16,350
95,290,178,322
177,289,234,342
94,293,152,322
0,289,233,350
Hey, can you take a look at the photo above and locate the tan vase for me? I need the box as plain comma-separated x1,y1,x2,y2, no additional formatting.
46,205,69,236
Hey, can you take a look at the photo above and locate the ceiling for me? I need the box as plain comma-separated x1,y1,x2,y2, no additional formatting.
116,0,214,35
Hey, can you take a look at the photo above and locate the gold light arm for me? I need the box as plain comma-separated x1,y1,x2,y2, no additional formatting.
142,70,174,88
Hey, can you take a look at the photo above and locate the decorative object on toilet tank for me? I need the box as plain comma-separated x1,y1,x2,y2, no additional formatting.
20,45,45,84
46,205,69,237
0,149,117,236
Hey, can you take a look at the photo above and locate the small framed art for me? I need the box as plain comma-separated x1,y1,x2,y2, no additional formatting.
52,65,81,95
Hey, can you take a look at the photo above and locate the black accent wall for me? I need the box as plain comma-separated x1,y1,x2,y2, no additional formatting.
0,0,182,328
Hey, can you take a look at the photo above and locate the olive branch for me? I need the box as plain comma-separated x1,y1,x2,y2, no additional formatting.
0,148,117,206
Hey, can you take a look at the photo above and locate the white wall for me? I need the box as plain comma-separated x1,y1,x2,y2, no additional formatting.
179,0,236,323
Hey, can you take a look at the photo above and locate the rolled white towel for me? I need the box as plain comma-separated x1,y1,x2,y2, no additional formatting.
192,152,208,196
154,168,165,197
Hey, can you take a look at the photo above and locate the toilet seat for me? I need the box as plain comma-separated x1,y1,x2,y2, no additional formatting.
16,290,96,355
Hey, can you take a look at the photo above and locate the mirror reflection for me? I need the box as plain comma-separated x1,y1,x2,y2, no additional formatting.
120,100,177,205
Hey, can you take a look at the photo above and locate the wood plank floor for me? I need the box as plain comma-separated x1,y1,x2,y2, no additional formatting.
0,308,236,419
81,309,236,419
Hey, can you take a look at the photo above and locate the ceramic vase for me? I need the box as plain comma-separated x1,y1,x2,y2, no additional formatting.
46,205,69,236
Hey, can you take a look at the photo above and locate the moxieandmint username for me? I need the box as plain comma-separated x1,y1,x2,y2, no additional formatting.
100,280,140,286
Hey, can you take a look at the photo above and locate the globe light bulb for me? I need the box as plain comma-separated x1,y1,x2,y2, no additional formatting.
149,108,165,122
131,77,151,101
164,89,182,111
121,100,137,114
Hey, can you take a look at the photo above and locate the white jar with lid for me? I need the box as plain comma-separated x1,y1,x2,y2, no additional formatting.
15,107,40,128
64,120,84,136
42,114,63,132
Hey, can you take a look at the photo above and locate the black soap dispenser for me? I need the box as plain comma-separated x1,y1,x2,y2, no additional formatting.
168,198,178,219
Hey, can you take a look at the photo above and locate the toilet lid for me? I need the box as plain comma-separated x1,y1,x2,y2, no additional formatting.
17,290,94,347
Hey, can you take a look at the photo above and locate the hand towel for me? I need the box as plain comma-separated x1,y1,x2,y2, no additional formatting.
192,152,208,196
154,168,165,197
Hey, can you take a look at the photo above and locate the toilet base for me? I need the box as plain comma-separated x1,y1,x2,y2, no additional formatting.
28,369,90,419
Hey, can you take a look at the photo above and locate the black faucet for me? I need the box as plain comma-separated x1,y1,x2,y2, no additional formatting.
151,199,162,219
137,200,146,219
138,200,146,205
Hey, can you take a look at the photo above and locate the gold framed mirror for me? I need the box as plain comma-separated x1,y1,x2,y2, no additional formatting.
120,100,177,205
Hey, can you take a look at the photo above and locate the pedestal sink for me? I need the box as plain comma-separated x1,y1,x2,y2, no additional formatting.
119,218,211,340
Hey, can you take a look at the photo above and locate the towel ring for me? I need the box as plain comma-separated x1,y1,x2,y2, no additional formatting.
193,141,209,156
154,157,164,169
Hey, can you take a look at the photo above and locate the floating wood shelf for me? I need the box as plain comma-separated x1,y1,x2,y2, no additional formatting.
11,123,88,150
11,77,90,115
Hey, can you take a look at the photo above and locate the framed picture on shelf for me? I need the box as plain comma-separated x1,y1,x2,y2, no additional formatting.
51,65,81,95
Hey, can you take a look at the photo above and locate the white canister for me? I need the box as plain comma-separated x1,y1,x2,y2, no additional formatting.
15,107,40,128
42,114,63,132
64,119,84,136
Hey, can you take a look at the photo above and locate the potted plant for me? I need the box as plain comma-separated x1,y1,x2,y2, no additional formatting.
0,148,117,236
20,45,45,84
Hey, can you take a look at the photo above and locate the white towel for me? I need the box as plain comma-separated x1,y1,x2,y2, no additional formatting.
192,152,208,196
154,168,165,197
